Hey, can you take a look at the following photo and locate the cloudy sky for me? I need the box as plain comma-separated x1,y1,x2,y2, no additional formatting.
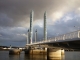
0,0,80,47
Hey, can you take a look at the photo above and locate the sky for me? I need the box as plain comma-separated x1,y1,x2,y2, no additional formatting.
0,0,80,47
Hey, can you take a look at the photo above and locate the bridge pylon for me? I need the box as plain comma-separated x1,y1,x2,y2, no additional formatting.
44,11,47,41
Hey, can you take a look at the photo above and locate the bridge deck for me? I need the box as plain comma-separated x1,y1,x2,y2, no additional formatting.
26,30,80,45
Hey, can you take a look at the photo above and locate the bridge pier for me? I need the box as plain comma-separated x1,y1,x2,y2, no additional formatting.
24,46,47,55
61,49,65,55
47,48,64,59
24,47,65,59
25,46,31,54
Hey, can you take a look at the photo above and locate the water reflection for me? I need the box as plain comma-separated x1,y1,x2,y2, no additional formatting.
61,55,65,60
24,54,47,60
9,55,20,60
24,54,65,60
47,55,65,60
1,51,80,60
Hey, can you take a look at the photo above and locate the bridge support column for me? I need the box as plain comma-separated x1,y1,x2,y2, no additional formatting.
25,47,65,57
25,46,31,54
25,47,47,55
61,49,65,55
47,48,62,59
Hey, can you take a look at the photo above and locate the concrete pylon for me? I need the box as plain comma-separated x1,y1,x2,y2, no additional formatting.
27,29,29,44
30,10,33,44
35,29,37,42
44,11,47,41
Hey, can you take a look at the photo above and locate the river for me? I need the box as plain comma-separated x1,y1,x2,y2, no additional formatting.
0,51,80,60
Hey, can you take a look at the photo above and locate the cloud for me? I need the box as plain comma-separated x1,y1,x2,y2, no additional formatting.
0,0,80,46
0,0,80,27
0,27,27,41
0,13,13,26
48,12,80,36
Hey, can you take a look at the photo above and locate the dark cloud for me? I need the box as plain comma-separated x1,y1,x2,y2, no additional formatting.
0,0,54,26
0,0,80,26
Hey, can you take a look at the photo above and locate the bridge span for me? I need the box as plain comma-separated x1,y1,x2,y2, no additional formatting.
24,11,80,59
26,30,80,50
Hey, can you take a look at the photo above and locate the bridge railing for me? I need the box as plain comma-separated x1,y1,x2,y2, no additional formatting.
26,30,80,45
39,30,80,43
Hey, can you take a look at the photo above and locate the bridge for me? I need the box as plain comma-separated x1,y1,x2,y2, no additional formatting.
24,11,80,59
25,10,80,50
26,30,80,50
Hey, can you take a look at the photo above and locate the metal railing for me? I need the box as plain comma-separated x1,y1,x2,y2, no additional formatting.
26,30,80,45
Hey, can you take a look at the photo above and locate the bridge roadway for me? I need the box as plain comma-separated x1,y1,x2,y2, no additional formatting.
26,30,80,50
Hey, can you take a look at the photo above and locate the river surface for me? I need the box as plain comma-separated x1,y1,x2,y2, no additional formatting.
0,51,80,60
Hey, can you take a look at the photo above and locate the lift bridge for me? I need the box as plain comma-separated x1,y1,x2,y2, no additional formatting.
26,30,80,50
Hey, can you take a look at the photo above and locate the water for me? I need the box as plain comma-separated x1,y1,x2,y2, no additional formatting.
0,51,80,60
